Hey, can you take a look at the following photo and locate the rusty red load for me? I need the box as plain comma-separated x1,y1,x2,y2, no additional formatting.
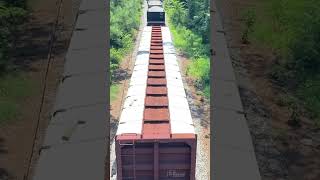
149,54,164,59
151,40,162,43
150,49,164,54
151,46,163,50
152,37,162,40
145,96,168,107
149,65,165,71
144,108,170,121
147,78,166,86
146,86,167,95
149,59,164,65
148,71,165,78
151,43,162,46
115,26,197,180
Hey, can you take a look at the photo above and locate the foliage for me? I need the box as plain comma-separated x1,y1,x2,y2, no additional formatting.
0,1,27,71
164,0,187,26
187,57,210,86
248,0,320,123
0,72,36,124
164,0,210,44
110,84,120,102
241,8,256,44
110,0,142,82
170,25,209,58
1,0,26,8
187,57,210,97
297,77,320,125
164,0,210,97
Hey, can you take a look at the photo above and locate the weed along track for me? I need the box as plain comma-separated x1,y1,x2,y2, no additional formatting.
115,26,197,180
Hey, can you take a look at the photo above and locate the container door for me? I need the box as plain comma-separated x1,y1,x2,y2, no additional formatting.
159,142,191,180
121,143,154,180
120,142,192,180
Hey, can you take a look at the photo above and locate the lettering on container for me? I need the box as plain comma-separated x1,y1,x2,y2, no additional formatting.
167,170,186,178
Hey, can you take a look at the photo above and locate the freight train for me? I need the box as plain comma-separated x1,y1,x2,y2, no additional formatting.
115,1,197,179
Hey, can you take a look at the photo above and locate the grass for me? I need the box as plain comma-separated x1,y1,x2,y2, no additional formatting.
110,84,120,103
167,20,211,98
0,72,35,125
244,0,320,125
187,57,210,97
187,57,210,80
110,0,142,79
163,0,210,98
297,78,320,126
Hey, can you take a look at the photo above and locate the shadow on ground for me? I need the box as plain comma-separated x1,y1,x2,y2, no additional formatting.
0,138,7,154
0,138,10,180
186,89,210,129
112,68,131,84
10,21,69,73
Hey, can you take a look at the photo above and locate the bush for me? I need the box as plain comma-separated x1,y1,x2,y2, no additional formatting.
187,57,210,86
110,0,142,83
0,3,27,71
241,8,256,44
297,78,320,125
249,0,320,123
164,0,210,97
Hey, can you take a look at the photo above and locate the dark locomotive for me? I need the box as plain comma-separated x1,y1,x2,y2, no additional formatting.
147,0,165,26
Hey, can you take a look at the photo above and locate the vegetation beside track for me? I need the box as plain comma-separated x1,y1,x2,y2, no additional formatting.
0,0,27,72
0,0,32,124
242,0,320,125
0,73,35,124
164,0,210,97
110,83,119,102
110,0,142,78
110,0,143,102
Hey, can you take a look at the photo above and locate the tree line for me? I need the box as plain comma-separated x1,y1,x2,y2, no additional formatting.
0,0,27,73
164,0,210,97
244,0,320,124
110,0,142,82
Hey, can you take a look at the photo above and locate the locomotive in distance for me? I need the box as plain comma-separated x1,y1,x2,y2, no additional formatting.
147,0,165,26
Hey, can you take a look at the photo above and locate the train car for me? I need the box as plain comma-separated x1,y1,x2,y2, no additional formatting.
147,0,163,8
147,6,165,26
115,26,197,180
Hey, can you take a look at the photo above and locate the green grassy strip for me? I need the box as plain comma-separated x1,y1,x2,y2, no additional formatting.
0,72,36,124
110,84,120,103
110,0,143,80
164,0,210,98
110,0,143,102
244,0,320,124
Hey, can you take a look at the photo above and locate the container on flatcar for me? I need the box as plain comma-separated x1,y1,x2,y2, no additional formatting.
115,26,197,180
147,6,165,26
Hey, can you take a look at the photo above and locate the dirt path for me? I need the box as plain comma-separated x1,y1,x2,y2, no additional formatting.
216,0,320,179
0,0,80,179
